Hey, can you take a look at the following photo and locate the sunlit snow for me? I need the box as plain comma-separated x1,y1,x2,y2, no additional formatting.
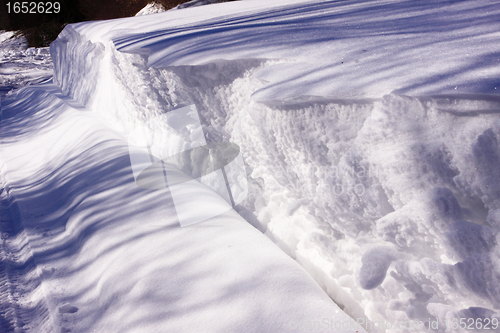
2,0,500,332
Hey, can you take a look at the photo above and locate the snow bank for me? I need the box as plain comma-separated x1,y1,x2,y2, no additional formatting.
1,83,364,332
48,0,500,331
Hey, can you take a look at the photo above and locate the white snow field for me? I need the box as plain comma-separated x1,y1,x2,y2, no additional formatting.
2,0,500,332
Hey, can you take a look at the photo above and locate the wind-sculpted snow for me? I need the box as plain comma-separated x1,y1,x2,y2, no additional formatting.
2,83,359,332
111,0,500,100
48,0,500,332
50,26,104,107
0,120,54,332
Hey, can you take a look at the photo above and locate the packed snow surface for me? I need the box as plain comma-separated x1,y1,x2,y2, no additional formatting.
2,0,500,332
0,31,53,99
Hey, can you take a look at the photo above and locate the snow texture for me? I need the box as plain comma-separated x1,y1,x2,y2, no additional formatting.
2,0,500,332
0,31,53,100
135,2,166,16
0,75,361,332
46,0,500,331
176,0,236,10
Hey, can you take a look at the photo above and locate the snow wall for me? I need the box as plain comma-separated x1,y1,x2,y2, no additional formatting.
50,22,500,333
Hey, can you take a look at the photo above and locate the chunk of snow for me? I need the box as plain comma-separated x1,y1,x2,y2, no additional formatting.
135,2,166,16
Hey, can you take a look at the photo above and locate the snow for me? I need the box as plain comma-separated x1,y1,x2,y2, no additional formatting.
175,0,237,10
0,9,365,333
135,2,166,16
0,82,363,332
134,0,228,15
0,31,53,100
135,0,239,16
2,0,500,332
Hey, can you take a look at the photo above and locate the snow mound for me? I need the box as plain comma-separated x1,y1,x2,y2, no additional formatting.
46,0,500,332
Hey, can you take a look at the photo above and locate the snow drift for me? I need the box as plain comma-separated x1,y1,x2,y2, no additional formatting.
1,40,362,333
41,0,500,331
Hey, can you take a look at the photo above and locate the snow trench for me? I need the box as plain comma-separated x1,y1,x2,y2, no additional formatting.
50,24,500,332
